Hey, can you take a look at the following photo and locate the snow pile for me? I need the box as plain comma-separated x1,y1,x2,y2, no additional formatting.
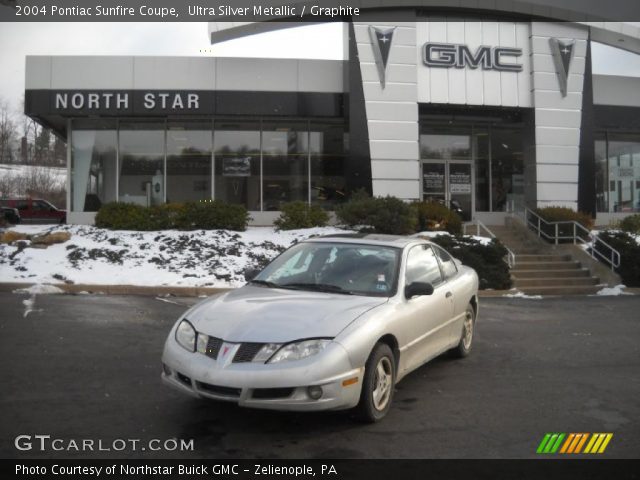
594,284,631,296
13,284,65,295
502,291,543,299
0,225,350,288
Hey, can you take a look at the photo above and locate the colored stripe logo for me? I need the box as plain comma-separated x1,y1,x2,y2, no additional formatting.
537,433,613,454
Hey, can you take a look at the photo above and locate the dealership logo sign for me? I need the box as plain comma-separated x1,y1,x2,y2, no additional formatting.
369,26,396,89
549,38,575,97
54,92,200,110
423,43,523,72
536,433,613,455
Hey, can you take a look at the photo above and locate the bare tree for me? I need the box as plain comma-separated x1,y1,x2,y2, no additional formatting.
0,97,17,164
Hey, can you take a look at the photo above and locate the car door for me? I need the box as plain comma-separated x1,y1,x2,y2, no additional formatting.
31,200,57,223
14,200,31,223
396,244,455,376
433,245,466,346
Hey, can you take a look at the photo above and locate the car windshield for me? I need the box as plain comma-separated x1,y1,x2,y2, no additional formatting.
253,241,401,297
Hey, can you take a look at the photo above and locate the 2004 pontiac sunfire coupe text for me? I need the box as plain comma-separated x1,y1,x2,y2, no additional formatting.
161,234,479,422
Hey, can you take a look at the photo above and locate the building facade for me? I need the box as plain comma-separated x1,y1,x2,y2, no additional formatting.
24,11,640,226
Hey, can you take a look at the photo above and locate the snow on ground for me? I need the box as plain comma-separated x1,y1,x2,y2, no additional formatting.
593,284,631,296
502,291,543,299
0,224,350,288
13,284,64,295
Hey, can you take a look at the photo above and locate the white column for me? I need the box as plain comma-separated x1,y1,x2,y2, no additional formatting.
530,22,589,211
354,20,420,201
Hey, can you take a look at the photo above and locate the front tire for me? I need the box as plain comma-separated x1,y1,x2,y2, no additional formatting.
355,343,396,423
451,303,475,358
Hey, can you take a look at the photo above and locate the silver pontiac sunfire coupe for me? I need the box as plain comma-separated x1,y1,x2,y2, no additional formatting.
161,234,479,422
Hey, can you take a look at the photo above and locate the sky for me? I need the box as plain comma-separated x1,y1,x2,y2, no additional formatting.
0,22,639,112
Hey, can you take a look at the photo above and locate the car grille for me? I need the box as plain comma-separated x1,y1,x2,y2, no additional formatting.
176,372,192,387
196,381,241,398
205,336,223,359
252,388,294,399
232,342,264,363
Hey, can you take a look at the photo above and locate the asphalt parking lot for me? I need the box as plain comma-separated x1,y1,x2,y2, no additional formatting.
0,292,639,459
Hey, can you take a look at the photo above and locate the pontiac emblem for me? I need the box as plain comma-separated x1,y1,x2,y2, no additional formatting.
369,25,396,89
549,38,575,97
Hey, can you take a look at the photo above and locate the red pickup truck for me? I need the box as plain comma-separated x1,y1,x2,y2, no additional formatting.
0,198,66,224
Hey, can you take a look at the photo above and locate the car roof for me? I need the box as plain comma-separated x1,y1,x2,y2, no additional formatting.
304,233,428,248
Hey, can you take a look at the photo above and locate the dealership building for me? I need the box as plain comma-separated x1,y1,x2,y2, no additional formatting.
24,4,640,225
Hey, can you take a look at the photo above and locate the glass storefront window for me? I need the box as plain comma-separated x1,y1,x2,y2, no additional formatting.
474,129,490,212
597,133,640,213
214,121,261,210
71,119,117,212
69,118,348,213
262,121,309,211
166,122,212,203
595,134,608,212
119,122,165,207
420,127,472,160
310,122,347,208
419,121,524,214
490,128,524,212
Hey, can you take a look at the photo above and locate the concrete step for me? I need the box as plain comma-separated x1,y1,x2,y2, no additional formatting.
503,245,546,254
514,277,600,288
508,248,546,255
516,254,572,262
518,285,602,296
511,268,592,278
513,260,582,270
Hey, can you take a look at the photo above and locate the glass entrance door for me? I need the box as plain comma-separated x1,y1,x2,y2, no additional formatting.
422,160,474,221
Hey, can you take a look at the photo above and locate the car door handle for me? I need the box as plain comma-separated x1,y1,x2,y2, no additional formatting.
445,291,453,298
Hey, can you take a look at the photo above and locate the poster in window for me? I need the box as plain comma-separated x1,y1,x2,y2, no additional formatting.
423,164,445,193
223,157,251,177
449,171,471,194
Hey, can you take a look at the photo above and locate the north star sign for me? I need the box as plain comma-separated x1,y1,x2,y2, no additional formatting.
54,92,201,111
423,43,523,72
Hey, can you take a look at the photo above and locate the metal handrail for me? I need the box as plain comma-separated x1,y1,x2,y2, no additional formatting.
463,219,516,268
511,207,621,271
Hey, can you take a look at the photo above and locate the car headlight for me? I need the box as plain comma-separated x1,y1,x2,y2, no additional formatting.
267,339,332,364
253,343,281,363
175,319,196,352
196,332,208,354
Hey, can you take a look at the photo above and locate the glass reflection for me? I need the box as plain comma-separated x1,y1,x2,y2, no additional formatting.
71,119,117,212
119,122,164,207
262,122,308,210
214,121,260,210
166,122,212,203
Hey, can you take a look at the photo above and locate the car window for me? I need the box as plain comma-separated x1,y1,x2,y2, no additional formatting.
16,201,29,211
255,242,400,296
33,201,50,211
434,245,458,280
405,244,443,286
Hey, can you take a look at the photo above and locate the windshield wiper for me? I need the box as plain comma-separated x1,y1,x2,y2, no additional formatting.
248,279,281,288
280,282,355,295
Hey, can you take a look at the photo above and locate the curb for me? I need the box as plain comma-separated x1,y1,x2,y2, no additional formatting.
0,282,232,297
1,283,637,298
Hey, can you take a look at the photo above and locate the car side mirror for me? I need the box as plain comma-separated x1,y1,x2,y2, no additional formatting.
405,282,434,299
244,268,260,282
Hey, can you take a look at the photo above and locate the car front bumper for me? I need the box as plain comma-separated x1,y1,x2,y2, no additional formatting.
161,338,364,411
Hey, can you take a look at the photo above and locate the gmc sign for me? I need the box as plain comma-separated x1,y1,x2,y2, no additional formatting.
423,43,523,72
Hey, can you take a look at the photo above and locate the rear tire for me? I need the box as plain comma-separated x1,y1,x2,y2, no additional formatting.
451,303,475,358
354,342,396,423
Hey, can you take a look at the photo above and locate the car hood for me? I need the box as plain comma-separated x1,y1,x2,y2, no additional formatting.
184,285,388,343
